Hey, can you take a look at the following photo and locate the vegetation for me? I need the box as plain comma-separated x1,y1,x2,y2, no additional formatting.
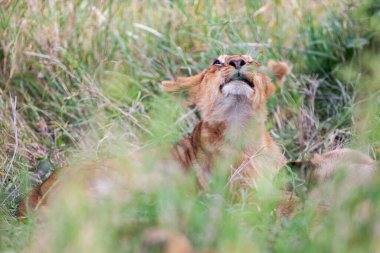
0,0,379,252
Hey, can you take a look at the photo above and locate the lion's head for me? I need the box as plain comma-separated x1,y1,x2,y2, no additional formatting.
162,55,290,126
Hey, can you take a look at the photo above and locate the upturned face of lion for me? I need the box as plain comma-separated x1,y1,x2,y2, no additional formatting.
162,55,289,125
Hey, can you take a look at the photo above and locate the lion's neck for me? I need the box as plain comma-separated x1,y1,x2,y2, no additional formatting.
220,96,254,126
200,117,267,151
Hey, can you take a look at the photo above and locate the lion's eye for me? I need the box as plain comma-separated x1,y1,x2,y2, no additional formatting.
212,59,222,65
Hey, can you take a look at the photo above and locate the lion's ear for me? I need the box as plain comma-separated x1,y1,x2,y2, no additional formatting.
267,60,291,86
161,71,205,92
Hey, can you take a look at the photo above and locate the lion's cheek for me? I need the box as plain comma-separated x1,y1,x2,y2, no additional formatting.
196,91,219,118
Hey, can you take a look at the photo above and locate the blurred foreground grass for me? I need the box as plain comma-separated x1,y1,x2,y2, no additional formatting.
1,0,380,252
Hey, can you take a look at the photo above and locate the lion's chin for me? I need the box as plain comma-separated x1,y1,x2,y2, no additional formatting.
221,80,254,97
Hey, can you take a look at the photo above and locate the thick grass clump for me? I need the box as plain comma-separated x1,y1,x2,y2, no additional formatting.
1,1,379,252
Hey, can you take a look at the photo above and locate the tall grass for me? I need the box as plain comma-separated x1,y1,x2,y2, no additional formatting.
0,0,379,252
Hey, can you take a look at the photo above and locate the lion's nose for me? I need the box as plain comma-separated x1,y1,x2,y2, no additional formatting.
228,59,246,69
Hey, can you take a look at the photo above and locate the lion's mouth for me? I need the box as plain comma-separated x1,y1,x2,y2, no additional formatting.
220,74,254,96
229,75,254,87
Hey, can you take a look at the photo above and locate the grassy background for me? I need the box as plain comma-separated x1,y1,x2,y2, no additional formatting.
1,0,380,252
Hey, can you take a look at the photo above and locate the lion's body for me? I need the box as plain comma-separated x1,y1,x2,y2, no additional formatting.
172,121,286,189
18,55,292,216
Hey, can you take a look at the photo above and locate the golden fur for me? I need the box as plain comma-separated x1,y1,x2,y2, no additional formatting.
17,159,116,217
309,148,376,208
163,55,290,190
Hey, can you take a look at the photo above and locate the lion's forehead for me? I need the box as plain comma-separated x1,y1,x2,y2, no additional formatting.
217,55,256,64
